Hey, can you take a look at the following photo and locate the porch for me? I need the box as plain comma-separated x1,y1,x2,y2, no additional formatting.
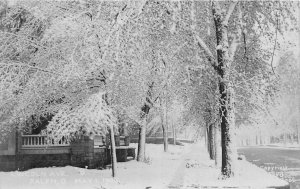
0,132,135,171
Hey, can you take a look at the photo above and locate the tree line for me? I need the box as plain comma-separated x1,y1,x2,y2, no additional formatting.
0,0,298,178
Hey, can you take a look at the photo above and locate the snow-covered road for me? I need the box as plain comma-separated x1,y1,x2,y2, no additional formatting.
239,146,300,189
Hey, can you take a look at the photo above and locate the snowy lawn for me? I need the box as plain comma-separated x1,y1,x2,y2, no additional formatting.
0,143,289,189
180,143,290,189
0,143,192,189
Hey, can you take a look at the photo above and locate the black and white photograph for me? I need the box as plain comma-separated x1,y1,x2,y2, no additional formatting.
0,0,299,188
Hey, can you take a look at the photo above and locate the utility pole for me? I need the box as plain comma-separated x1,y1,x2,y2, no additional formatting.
104,93,117,177
109,126,117,177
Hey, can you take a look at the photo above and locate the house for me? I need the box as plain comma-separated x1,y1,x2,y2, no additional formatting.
0,129,135,172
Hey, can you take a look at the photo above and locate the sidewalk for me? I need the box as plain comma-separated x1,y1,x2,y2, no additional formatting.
169,143,290,189
0,143,290,189
0,143,194,189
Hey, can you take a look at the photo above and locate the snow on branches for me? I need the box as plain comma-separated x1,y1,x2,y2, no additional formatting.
44,92,117,142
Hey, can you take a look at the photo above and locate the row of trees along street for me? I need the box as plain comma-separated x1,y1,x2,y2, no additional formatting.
237,51,300,146
0,0,299,178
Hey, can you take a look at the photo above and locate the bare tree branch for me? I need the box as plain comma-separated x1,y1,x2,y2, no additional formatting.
223,1,238,26
0,31,49,50
228,2,242,62
195,35,218,69
0,62,58,75
270,16,279,76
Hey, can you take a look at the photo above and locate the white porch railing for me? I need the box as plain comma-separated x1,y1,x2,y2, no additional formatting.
21,135,70,148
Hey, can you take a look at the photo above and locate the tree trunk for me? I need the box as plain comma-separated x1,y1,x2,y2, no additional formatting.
137,83,153,162
208,124,215,160
297,125,300,144
212,1,238,178
297,113,300,144
137,121,146,162
219,82,237,177
162,122,168,152
298,106,300,144
160,99,169,152
137,111,148,162
206,127,209,152
109,126,117,177
214,124,219,166
208,125,212,158
204,127,207,148
173,124,176,145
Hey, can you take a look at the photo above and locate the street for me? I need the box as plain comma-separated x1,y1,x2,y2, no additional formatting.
238,146,300,189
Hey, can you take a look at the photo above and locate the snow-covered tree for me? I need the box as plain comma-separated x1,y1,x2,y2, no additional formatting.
192,0,298,177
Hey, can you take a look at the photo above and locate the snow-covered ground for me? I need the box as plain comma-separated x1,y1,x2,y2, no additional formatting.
181,143,289,188
0,142,289,189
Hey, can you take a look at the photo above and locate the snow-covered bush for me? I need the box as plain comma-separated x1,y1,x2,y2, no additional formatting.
44,92,118,142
